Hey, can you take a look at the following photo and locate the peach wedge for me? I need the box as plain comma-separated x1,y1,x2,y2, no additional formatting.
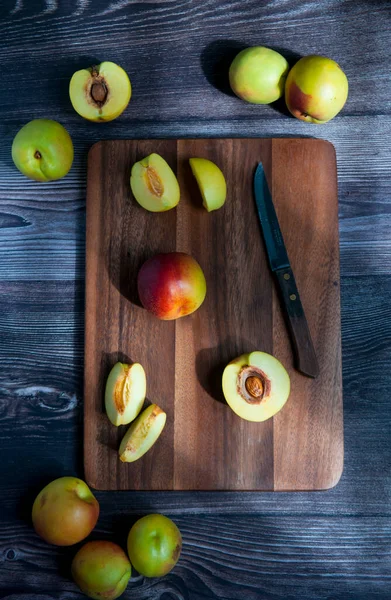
189,158,227,212
130,153,180,212
105,362,146,426
119,404,166,463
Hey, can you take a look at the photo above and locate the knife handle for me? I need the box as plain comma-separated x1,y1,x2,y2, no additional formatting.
274,268,319,378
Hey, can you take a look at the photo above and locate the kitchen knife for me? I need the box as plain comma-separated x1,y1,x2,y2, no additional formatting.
253,162,319,378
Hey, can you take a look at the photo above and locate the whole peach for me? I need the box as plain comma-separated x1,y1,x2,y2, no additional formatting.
72,541,131,600
137,252,207,320
127,514,182,577
229,46,289,104
285,55,348,123
32,477,99,546
11,119,73,181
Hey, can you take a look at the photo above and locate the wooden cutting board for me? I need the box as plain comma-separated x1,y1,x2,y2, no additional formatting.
84,138,343,492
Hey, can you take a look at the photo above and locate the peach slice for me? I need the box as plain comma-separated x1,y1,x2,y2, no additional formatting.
222,351,290,422
105,362,146,426
189,157,227,212
119,404,166,463
130,153,180,212
69,61,131,122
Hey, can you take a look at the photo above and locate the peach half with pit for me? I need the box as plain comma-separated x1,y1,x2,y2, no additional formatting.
69,61,131,122
222,351,290,422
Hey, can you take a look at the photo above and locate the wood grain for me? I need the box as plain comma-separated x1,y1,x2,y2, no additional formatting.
0,0,390,597
0,516,390,600
174,138,274,491
84,138,342,492
271,139,343,491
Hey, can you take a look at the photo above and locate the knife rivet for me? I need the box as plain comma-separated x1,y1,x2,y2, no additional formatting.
284,273,290,280
289,294,297,301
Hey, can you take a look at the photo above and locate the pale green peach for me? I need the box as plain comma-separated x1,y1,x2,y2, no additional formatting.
69,61,131,122
11,119,73,182
222,351,290,422
229,46,289,104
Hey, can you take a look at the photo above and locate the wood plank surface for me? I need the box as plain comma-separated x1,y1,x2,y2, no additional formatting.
174,138,275,492
84,138,342,491
0,0,390,598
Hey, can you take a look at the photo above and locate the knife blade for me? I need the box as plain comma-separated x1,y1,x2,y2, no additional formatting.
254,162,319,378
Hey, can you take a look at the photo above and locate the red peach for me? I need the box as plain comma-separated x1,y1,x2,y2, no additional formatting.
137,252,206,320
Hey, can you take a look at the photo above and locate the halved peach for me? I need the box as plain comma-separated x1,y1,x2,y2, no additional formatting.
69,61,131,122
105,362,146,426
222,351,290,422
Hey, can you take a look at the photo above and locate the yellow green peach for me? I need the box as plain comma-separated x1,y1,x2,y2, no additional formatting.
32,477,99,546
127,514,182,577
285,55,348,123
229,46,289,104
11,119,73,182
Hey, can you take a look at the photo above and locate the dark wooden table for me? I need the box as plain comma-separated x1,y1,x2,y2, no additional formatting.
1,1,390,599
